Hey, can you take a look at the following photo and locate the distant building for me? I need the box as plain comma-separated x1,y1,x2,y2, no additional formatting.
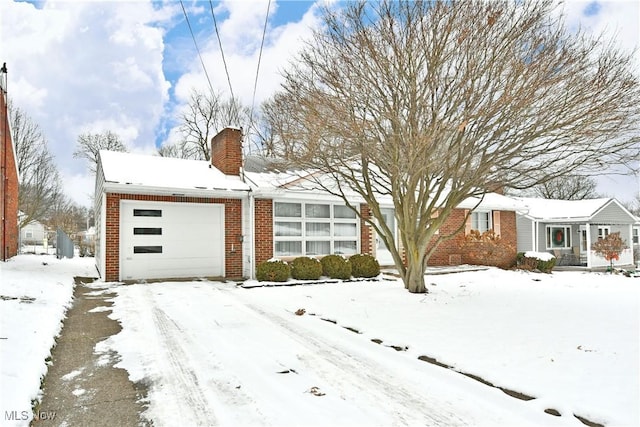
0,64,19,261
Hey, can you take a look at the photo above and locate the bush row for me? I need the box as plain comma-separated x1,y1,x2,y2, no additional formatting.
256,254,380,282
516,252,556,273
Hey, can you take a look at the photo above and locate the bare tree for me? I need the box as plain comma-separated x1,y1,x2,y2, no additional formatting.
532,175,599,200
265,0,640,293
9,102,63,228
74,130,128,174
168,89,248,160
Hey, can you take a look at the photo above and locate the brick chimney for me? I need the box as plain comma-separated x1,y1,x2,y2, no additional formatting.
211,127,242,176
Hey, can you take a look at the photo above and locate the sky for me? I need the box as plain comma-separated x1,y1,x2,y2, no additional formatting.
0,0,639,208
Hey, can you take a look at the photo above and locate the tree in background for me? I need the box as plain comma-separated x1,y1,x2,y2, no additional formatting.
74,130,128,174
531,175,599,200
9,102,64,228
159,89,248,160
592,232,629,272
263,0,640,293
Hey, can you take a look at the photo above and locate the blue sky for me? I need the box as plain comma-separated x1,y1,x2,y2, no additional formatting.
1,0,638,207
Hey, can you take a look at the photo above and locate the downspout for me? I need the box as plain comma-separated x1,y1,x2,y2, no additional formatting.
248,189,255,279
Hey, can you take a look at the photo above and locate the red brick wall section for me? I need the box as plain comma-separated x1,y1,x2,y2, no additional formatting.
254,199,273,266
211,127,242,176
425,209,517,268
103,193,244,281
359,203,373,255
0,88,19,261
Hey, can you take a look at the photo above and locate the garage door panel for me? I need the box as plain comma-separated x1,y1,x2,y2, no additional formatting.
120,201,225,280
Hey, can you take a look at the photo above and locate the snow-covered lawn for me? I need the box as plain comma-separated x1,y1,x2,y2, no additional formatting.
1,255,638,426
0,254,96,424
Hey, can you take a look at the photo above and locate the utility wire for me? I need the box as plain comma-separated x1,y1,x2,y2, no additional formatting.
209,0,236,104
180,0,216,98
246,0,271,154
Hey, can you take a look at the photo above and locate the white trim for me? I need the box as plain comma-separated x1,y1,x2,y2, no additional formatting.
545,224,572,249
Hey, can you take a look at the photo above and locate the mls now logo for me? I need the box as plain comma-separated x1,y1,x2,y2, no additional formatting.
4,410,57,421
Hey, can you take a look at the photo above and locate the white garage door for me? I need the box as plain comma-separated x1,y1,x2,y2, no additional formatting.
120,200,224,281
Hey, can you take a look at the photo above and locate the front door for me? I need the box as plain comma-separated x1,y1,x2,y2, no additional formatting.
579,225,588,263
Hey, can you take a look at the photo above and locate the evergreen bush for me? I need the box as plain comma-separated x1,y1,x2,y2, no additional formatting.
321,254,352,279
290,256,323,280
349,254,380,278
256,259,290,282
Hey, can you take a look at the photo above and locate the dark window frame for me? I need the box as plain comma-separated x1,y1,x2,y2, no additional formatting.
133,209,162,217
133,227,162,235
133,246,163,254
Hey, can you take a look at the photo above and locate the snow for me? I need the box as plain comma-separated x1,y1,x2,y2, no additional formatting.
99,150,250,193
0,254,97,425
1,255,639,426
516,197,616,221
525,251,556,261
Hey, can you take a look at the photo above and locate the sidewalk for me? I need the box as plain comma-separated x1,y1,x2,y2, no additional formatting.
31,278,149,427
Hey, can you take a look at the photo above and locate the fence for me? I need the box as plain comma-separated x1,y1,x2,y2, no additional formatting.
56,228,75,259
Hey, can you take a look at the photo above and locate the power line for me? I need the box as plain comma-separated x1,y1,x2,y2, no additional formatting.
179,0,216,98
248,0,271,136
209,0,235,104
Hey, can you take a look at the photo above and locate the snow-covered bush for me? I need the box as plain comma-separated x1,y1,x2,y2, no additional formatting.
256,259,290,282
290,256,323,280
460,230,516,269
349,254,380,278
517,251,556,273
321,254,352,279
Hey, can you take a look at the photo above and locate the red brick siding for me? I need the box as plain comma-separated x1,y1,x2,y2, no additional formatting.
211,128,242,176
254,199,273,265
103,193,243,281
360,203,373,255
0,88,19,261
425,209,517,267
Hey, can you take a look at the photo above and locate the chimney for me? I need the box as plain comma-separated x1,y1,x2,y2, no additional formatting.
211,127,242,176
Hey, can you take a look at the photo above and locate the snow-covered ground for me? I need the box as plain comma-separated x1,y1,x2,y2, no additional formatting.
1,255,638,426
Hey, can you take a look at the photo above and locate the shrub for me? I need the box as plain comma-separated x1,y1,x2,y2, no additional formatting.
321,254,352,279
256,259,290,282
460,230,516,269
517,252,556,273
349,254,380,278
290,256,323,280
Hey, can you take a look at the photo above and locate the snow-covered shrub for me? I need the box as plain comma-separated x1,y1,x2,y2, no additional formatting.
256,259,290,282
517,251,556,273
349,254,380,278
290,257,323,280
321,254,352,279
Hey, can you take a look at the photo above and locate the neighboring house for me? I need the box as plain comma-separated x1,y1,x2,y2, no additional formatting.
20,218,46,246
515,197,637,268
0,67,19,261
94,127,524,282
634,217,640,266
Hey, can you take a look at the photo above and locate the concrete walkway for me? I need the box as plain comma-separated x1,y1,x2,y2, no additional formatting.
31,278,149,427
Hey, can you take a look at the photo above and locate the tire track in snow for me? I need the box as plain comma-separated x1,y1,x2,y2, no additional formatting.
239,300,468,426
151,306,216,425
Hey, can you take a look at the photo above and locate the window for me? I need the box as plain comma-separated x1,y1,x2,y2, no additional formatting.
633,227,639,245
546,226,571,249
133,209,162,217
134,227,162,235
273,201,358,257
26,231,33,239
597,226,610,240
471,211,491,233
134,246,163,254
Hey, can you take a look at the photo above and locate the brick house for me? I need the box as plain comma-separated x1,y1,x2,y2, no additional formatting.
95,127,522,282
1,68,19,261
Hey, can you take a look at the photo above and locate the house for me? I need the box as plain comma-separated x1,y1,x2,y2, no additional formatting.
0,65,19,261
515,197,637,268
94,127,524,282
20,218,46,246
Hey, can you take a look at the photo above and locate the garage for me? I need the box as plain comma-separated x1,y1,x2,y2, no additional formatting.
119,200,225,281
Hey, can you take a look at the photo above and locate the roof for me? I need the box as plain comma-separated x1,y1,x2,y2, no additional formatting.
98,150,250,195
516,197,635,222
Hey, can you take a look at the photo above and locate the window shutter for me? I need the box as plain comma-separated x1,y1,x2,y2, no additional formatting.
464,210,472,235
493,211,501,236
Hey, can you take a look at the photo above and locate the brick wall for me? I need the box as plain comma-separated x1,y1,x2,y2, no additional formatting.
360,203,373,255
103,193,243,281
254,198,273,265
211,127,242,176
0,87,19,261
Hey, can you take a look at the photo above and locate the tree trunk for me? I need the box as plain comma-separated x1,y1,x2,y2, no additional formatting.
403,248,428,293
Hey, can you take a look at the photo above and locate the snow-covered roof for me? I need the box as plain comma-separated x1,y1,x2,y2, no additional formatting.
515,197,626,221
457,193,528,212
98,150,250,195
